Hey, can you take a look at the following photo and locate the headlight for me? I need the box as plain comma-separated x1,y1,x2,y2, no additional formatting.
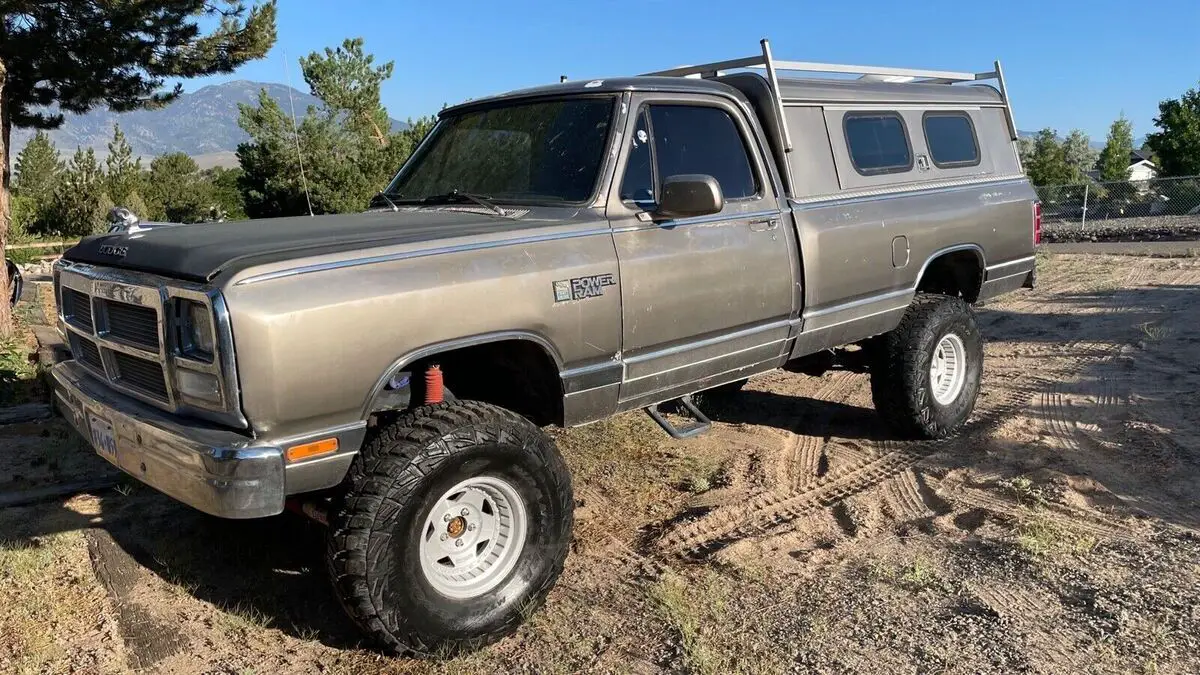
177,369,222,404
176,299,215,360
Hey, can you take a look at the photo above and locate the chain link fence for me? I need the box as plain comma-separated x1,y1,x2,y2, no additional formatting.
1034,175,1200,229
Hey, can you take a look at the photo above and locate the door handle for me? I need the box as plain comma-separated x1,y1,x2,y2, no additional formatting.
749,218,780,232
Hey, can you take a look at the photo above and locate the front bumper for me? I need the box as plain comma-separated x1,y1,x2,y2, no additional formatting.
52,360,285,518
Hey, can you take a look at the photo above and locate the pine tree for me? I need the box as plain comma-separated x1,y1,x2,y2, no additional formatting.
145,152,213,223
13,130,62,202
0,2,277,337
1096,115,1135,182
105,124,142,206
47,148,111,237
237,38,434,218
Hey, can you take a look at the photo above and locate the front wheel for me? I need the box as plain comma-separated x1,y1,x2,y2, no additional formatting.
869,294,983,439
326,401,574,656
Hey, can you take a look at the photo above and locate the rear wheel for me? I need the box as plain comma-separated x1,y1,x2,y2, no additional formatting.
326,401,573,656
869,294,983,439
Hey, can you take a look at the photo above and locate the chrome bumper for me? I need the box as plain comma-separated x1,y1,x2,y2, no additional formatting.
52,360,285,518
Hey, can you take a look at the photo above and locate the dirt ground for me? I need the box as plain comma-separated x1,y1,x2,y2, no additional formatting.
3,251,1200,674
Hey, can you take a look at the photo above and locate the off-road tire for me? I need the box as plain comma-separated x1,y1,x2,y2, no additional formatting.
869,294,983,439
326,400,574,656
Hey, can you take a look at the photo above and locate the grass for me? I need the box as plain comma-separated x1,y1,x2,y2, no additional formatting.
1014,513,1098,558
216,601,275,635
863,555,944,592
649,569,785,675
0,333,39,406
1138,321,1173,341
0,531,111,673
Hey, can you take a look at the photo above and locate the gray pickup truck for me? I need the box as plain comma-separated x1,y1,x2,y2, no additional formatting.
51,41,1037,655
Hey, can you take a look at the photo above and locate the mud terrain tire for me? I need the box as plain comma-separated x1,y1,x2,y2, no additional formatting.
326,401,573,656
869,294,983,439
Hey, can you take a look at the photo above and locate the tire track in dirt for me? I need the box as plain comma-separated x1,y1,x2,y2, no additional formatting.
657,371,1048,559
879,469,937,523
657,336,1131,560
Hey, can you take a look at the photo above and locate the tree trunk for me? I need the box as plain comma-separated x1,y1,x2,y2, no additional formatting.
0,59,13,341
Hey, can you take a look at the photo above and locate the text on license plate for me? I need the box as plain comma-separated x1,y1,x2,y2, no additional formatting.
88,414,118,460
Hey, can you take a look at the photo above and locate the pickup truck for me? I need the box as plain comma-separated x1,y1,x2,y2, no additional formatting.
51,40,1037,655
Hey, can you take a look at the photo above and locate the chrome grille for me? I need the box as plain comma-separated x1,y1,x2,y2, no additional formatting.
55,261,245,428
111,352,169,401
75,336,104,371
103,301,160,350
62,288,94,332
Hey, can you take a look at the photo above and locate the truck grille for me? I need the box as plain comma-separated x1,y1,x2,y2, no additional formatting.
62,288,94,332
111,352,169,401
75,336,104,371
104,301,160,350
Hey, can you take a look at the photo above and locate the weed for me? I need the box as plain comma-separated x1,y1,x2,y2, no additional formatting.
0,334,39,406
1138,321,1172,341
1016,516,1060,556
1001,476,1047,507
216,601,274,634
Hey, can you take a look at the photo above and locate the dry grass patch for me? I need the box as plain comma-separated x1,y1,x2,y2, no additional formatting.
0,530,122,674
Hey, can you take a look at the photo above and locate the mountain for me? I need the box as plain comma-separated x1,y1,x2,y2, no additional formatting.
10,81,407,164
1017,129,1150,151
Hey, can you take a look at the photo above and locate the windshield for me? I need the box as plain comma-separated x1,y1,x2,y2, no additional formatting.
385,97,616,204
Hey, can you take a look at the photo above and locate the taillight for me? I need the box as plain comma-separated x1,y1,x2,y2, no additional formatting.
1032,202,1042,245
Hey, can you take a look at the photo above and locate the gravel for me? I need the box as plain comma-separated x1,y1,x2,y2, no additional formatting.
1043,215,1200,244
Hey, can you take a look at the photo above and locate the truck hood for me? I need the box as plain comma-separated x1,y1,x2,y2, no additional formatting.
63,209,545,284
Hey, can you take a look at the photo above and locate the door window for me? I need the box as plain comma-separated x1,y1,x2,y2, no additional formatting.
619,103,759,204
620,110,655,204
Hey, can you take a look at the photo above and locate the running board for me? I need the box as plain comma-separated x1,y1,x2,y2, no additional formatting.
645,395,712,439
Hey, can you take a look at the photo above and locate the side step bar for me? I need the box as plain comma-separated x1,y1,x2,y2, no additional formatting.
645,394,712,439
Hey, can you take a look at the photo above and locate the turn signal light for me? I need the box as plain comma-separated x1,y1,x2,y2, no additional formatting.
286,438,339,463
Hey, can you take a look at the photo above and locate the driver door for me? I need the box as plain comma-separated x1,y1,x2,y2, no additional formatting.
608,93,795,405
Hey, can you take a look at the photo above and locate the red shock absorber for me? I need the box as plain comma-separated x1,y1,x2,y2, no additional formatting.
424,364,444,405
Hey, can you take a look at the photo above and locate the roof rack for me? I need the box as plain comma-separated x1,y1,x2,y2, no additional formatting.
642,39,1018,152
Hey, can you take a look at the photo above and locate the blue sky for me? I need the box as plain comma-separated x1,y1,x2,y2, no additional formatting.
188,0,1200,142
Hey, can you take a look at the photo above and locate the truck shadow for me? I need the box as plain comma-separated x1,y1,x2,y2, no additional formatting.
701,387,899,442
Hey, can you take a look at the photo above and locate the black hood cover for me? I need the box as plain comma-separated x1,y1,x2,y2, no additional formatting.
64,209,539,283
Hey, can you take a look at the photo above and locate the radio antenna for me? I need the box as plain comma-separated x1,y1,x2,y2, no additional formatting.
282,48,315,217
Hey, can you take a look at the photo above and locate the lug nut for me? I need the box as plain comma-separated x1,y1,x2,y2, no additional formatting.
455,539,464,547
443,513,452,522
440,533,448,541
467,523,476,532
460,508,470,516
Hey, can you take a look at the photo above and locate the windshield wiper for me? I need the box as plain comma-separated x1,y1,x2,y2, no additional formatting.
372,191,401,212
419,189,507,217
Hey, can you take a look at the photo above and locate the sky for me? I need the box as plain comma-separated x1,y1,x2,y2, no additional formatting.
187,0,1200,142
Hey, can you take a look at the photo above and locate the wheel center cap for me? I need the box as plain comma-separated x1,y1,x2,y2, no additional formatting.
446,516,467,538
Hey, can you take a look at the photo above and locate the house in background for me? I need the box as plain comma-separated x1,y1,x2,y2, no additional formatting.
1086,148,1158,184
1126,148,1158,182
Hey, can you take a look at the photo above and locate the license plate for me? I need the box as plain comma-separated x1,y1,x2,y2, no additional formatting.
88,414,118,460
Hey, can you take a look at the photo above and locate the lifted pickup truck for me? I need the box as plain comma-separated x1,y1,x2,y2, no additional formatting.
51,40,1037,655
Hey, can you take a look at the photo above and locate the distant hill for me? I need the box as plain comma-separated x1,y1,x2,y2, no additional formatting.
1017,129,1149,151
10,80,407,166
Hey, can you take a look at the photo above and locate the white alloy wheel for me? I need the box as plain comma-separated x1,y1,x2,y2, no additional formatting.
929,332,967,406
419,475,528,599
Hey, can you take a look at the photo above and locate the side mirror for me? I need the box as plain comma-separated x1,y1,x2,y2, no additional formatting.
655,174,724,220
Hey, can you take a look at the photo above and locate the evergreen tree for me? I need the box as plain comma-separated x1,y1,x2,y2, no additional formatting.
145,152,213,223
237,38,434,219
46,148,111,237
13,131,62,204
105,124,142,205
1096,115,1135,181
0,1,277,337
1024,129,1075,186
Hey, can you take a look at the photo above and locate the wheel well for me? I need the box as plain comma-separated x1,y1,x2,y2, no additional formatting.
917,250,983,303
401,340,564,427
